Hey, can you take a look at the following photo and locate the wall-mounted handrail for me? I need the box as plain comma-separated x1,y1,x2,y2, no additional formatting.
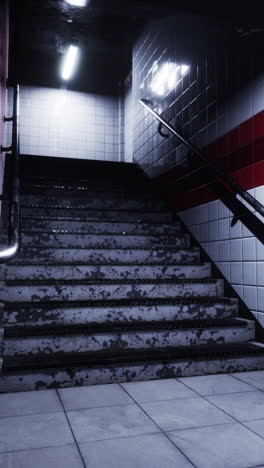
139,98,264,218
0,84,20,263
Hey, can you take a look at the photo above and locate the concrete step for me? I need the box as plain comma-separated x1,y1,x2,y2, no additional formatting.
22,217,182,235
1,298,239,329
10,247,200,265
20,232,189,249
0,279,224,302
21,206,173,223
2,319,255,357
21,194,167,211
2,342,264,392
1,263,211,282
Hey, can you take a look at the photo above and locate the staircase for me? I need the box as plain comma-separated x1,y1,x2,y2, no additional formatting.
0,155,264,393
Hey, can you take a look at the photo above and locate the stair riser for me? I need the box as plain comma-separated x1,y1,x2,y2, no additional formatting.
20,233,189,249
2,355,264,392
1,302,239,328
3,325,254,356
3,264,211,281
12,248,200,265
22,207,173,223
22,219,181,235
1,281,224,302
21,195,167,211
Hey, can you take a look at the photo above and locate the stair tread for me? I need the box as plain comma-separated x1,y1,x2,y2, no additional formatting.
4,296,238,309
21,184,159,195
21,203,169,214
22,215,177,224
17,245,194,251
5,278,221,286
4,342,264,371
9,262,201,268
6,262,208,268
22,230,180,237
4,319,250,337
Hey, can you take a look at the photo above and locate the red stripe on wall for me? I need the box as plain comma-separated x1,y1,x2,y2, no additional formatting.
206,111,264,160
167,159,264,212
154,109,264,211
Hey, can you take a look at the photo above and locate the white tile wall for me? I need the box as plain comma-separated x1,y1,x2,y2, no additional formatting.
7,86,121,162
124,85,134,162
179,185,264,320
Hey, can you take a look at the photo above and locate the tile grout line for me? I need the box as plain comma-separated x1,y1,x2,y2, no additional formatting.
0,442,75,457
73,430,162,445
52,387,260,410
118,383,198,468
137,388,260,400
55,389,87,468
176,377,264,442
230,373,264,392
0,409,64,420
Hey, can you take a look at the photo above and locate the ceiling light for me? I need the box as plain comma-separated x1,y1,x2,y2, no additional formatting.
61,45,79,81
66,0,87,6
150,62,190,96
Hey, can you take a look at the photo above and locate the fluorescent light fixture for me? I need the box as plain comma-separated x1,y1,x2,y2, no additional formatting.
66,0,87,6
181,65,189,75
150,62,190,96
61,45,79,81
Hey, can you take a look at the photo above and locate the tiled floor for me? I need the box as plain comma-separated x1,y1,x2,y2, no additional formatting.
2,372,264,467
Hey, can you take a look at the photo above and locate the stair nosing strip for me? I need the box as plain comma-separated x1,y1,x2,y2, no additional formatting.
3,296,238,308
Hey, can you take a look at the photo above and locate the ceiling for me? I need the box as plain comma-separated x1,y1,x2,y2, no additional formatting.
9,0,264,95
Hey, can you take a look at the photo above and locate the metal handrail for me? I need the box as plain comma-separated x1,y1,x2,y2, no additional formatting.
0,84,20,263
139,98,264,218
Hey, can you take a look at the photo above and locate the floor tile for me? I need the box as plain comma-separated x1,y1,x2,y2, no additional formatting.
0,390,62,418
231,370,264,390
58,383,133,410
121,378,196,403
80,433,193,468
0,412,73,453
244,419,264,439
168,422,264,468
207,391,264,422
178,374,254,396
0,444,83,468
67,404,159,443
141,397,233,431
